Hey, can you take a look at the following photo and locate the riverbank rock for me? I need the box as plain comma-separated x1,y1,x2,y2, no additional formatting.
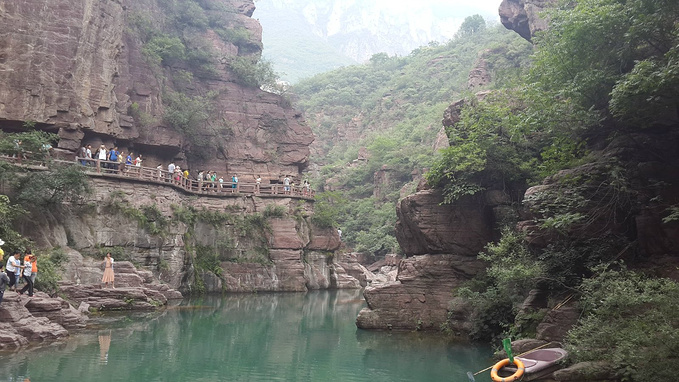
59,284,171,311
553,361,618,381
356,254,486,330
56,256,183,311
0,292,73,349
24,292,88,329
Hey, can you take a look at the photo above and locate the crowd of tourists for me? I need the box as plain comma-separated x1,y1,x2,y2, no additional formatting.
78,144,139,170
0,240,38,304
0,240,117,305
75,144,313,196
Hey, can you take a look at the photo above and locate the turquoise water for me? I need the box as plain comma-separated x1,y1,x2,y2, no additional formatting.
0,290,492,382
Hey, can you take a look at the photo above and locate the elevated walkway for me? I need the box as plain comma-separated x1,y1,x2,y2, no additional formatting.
0,156,314,201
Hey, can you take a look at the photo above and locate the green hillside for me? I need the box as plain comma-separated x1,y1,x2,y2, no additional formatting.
292,21,532,256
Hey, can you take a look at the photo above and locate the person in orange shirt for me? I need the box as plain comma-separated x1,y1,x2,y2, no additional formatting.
23,250,37,285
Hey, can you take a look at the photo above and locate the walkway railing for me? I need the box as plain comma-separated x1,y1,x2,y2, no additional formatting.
1,155,314,199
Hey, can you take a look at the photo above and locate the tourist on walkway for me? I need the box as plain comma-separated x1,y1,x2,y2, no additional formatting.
108,146,119,171
102,252,115,288
79,145,88,166
117,151,125,173
232,174,238,190
0,264,9,305
168,162,175,182
135,154,142,167
283,176,291,193
18,255,33,297
97,144,107,161
126,152,133,166
303,180,310,196
255,175,261,193
5,251,18,290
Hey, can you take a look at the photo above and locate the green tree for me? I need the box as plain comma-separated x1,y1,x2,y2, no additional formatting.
567,265,679,381
457,15,486,36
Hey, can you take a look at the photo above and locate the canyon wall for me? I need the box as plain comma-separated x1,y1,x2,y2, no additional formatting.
358,0,679,336
0,0,312,184
17,174,366,293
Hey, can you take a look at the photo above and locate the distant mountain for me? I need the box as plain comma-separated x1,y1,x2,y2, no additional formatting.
253,0,500,83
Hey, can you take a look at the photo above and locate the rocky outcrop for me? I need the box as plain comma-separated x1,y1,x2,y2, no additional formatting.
467,51,493,90
356,254,486,330
499,0,555,42
0,292,77,349
357,177,519,330
0,0,313,182
553,362,618,382
395,189,493,256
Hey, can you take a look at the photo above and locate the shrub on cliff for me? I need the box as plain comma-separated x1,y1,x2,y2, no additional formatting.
533,0,679,129
228,56,278,89
457,231,541,342
566,264,679,381
34,247,68,296
13,163,91,208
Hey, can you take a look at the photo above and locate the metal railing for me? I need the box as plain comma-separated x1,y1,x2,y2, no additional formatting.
1,155,314,199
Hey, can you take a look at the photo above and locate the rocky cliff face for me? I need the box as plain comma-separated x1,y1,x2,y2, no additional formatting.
499,0,555,42
356,183,516,330
355,53,522,331
0,0,312,183
19,175,366,293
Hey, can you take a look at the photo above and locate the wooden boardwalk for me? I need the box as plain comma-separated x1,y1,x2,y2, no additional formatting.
2,155,315,200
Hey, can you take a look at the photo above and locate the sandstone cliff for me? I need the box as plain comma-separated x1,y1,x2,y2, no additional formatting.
0,0,312,182
17,174,366,293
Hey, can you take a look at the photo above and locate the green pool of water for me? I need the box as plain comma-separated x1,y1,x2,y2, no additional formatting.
0,290,492,381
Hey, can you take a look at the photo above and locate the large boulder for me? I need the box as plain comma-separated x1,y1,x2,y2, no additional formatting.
395,189,493,256
0,292,73,349
499,0,556,42
356,254,486,330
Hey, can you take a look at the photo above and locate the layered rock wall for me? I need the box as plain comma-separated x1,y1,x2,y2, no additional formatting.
356,187,513,330
20,174,364,293
0,0,312,183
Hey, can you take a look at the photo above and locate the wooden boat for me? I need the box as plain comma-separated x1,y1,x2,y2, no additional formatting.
499,348,568,381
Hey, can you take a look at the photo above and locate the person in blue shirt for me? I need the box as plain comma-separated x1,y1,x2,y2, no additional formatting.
108,147,119,171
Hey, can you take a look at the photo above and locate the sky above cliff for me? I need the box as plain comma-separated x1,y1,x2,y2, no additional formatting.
254,0,504,83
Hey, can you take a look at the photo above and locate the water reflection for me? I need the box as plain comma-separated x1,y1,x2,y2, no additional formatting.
98,331,111,364
0,290,491,382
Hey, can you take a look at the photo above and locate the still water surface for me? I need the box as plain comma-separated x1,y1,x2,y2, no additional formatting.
0,290,492,382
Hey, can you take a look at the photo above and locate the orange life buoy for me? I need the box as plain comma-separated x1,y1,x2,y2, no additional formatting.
490,358,525,382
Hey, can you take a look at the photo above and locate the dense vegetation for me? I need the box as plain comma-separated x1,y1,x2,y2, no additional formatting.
432,0,679,379
0,127,91,294
295,0,679,378
293,21,532,255
127,0,281,157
